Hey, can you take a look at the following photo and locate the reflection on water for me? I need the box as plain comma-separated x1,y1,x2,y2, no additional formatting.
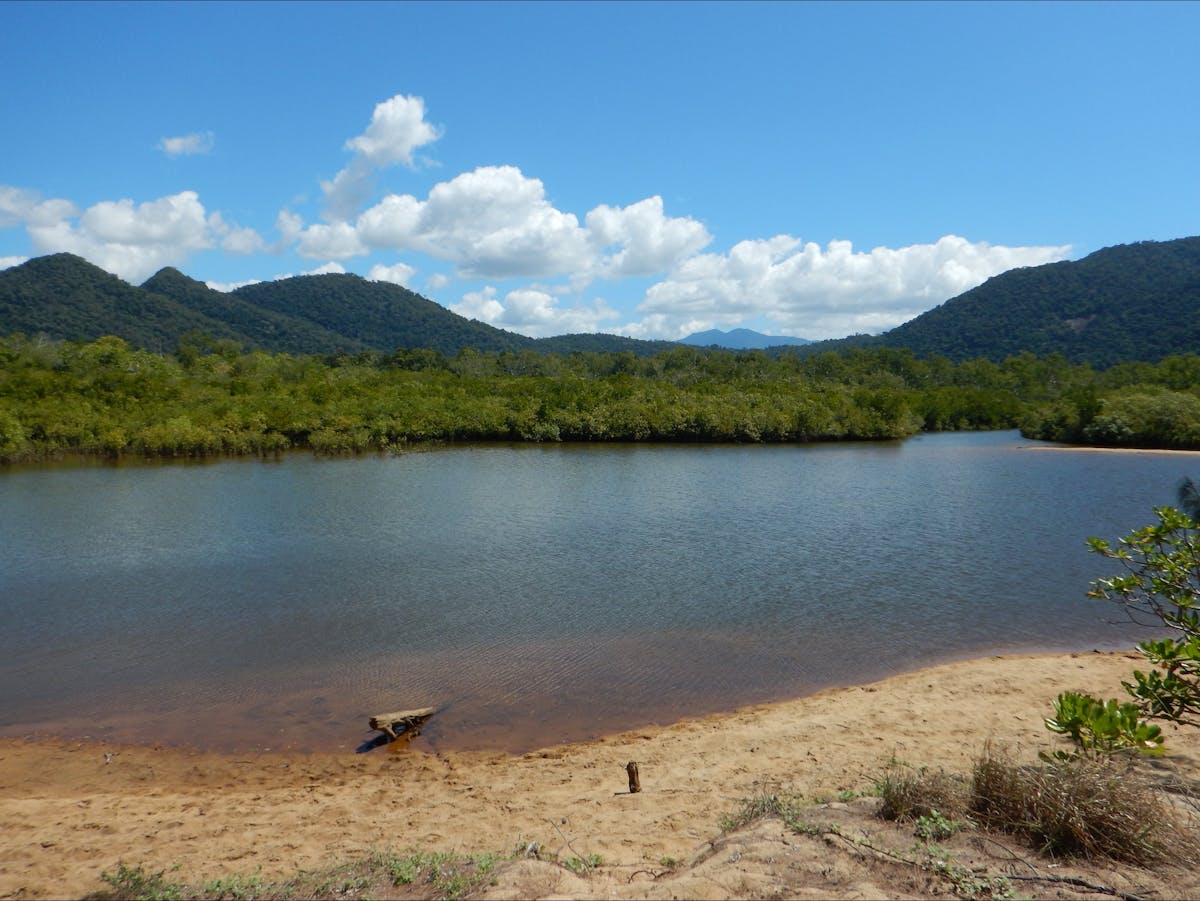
0,432,1188,752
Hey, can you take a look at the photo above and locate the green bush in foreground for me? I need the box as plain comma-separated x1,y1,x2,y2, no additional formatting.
1087,502,1200,729
1043,692,1163,760
1045,494,1200,761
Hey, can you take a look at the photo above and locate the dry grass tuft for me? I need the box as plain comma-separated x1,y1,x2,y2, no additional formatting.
970,745,1187,865
875,763,971,823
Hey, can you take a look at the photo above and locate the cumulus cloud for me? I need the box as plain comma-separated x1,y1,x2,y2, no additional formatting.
0,186,78,228
0,255,29,270
10,188,265,283
158,131,215,157
303,261,347,276
297,220,367,259
209,212,267,254
449,284,619,338
27,191,214,281
367,261,416,286
632,235,1071,340
340,165,595,279
322,94,442,221
206,278,262,292
345,95,441,167
586,196,711,277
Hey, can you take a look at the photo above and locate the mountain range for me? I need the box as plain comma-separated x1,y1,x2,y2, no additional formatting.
0,254,675,357
680,328,812,349
2,235,1199,365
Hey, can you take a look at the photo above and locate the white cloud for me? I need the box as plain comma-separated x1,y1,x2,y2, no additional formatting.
632,235,1072,340
344,95,441,167
585,196,711,277
0,255,29,270
449,284,619,338
426,272,452,290
354,165,593,278
209,212,267,254
5,188,266,283
367,261,416,286
297,220,367,259
303,261,346,276
206,278,262,292
158,131,215,157
450,286,505,322
322,93,442,221
0,186,78,228
26,190,216,282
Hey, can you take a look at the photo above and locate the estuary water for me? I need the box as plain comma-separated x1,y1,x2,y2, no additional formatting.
0,431,1191,753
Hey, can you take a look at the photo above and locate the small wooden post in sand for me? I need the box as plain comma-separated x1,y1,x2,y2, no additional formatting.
368,707,437,742
626,760,641,793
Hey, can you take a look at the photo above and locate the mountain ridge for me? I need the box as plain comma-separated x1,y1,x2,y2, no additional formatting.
681,328,812,349
3,236,1200,364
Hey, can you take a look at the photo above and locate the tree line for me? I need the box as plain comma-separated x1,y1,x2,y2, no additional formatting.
3,333,1200,462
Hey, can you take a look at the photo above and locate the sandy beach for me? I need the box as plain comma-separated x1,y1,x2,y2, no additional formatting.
2,650,1197,900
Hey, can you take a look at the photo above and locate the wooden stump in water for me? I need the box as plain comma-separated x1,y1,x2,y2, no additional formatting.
368,707,437,742
626,760,641,793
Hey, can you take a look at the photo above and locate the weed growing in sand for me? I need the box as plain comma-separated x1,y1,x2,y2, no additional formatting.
914,809,964,842
92,849,512,901
927,857,1015,900
562,853,603,875
369,848,506,898
719,789,807,832
96,863,183,901
197,871,273,899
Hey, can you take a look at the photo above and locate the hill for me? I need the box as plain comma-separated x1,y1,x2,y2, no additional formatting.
228,273,533,356
142,268,371,356
5,237,1200,365
0,254,249,354
800,236,1200,365
681,327,812,349
0,255,671,357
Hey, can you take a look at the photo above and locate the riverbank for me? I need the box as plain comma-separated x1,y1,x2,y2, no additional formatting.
4,649,1197,900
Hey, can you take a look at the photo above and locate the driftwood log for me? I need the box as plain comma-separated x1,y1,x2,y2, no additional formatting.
368,707,437,741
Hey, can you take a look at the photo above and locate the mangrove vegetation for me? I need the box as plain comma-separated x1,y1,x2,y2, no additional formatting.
4,333,1200,463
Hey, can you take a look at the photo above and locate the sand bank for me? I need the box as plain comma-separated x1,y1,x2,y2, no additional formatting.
2,650,1195,899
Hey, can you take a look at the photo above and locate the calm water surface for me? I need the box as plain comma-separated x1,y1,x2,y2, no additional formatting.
0,431,1189,752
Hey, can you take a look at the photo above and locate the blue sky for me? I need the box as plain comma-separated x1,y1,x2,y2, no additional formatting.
2,1,1197,341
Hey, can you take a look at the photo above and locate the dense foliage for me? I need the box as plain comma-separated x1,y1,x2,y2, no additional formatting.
4,334,1200,463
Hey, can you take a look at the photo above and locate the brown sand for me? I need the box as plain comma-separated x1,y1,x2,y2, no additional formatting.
2,650,1197,900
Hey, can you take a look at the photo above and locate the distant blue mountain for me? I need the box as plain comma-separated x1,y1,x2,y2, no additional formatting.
680,328,812,350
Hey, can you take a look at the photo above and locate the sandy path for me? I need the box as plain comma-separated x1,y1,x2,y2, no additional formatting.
2,649,1193,899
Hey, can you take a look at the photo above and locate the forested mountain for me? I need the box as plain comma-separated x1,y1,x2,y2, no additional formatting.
228,273,532,355
143,268,371,355
0,254,670,357
4,237,1199,364
803,237,1200,365
0,254,250,353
